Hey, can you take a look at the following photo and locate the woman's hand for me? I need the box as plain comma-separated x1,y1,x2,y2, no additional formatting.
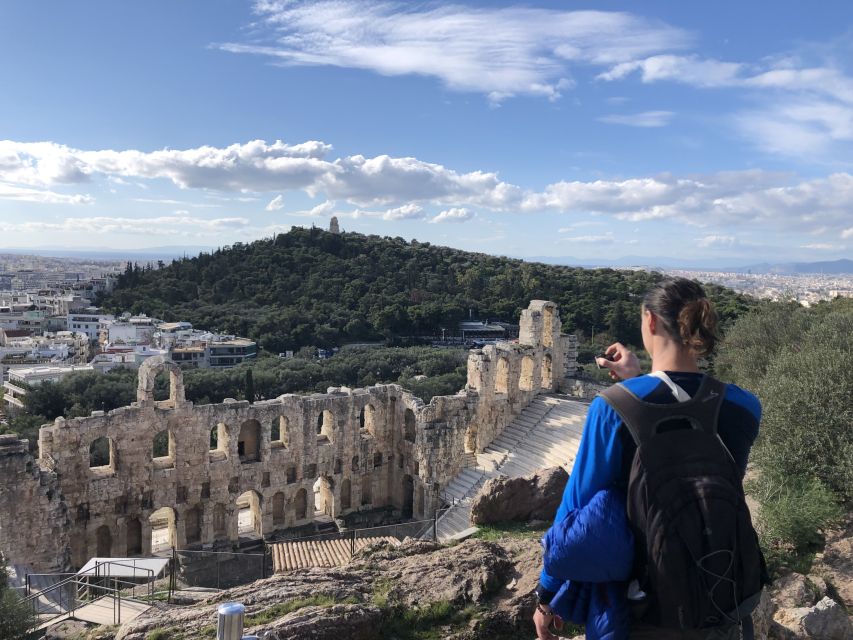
596,342,641,381
533,603,563,640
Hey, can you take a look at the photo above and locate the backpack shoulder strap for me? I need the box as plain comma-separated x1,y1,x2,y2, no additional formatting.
599,375,727,447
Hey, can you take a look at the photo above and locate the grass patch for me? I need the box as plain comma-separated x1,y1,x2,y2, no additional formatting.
372,577,393,608
380,600,480,640
146,630,171,640
199,625,217,638
244,595,359,625
471,520,549,541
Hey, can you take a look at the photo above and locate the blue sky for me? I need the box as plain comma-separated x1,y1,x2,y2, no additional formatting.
1,1,852,265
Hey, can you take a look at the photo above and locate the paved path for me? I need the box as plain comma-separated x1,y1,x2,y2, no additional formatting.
36,596,150,631
432,394,589,541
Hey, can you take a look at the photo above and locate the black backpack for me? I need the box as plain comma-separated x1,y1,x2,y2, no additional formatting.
601,375,767,630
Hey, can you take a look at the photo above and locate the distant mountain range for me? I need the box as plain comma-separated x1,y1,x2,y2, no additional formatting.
1,245,850,275
523,256,853,275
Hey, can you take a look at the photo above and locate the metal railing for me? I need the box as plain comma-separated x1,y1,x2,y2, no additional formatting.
23,559,157,631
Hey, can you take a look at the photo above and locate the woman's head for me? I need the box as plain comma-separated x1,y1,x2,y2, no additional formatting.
641,278,719,357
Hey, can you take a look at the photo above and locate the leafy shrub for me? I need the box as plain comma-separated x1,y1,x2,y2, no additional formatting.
0,553,34,640
748,474,842,570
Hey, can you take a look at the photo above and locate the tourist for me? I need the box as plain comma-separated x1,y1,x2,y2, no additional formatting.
533,278,766,640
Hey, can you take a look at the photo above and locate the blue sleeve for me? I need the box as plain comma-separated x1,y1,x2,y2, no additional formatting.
539,396,624,594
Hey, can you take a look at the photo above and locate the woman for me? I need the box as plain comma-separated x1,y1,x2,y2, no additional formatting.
533,278,762,640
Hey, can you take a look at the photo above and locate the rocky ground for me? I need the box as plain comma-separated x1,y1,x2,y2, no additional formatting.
43,467,852,640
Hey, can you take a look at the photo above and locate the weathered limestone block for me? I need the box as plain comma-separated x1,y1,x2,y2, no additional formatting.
470,466,568,525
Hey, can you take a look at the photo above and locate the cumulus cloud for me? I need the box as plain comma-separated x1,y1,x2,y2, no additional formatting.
697,235,738,248
559,231,616,243
597,110,674,127
220,1,689,102
383,203,425,220
430,207,473,223
265,194,285,211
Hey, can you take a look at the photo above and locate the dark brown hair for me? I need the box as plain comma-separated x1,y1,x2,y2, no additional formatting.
643,278,719,356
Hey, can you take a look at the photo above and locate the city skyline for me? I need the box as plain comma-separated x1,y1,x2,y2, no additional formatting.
1,1,852,263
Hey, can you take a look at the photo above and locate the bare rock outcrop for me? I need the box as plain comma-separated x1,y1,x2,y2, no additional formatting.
470,466,568,525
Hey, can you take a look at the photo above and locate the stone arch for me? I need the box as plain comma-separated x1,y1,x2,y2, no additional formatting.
519,355,535,391
272,492,285,528
351,456,360,472
184,506,202,545
541,353,553,389
136,355,185,406
543,305,555,348
402,475,414,519
317,409,335,443
403,409,416,443
89,436,114,471
271,416,289,449
314,476,335,517
152,430,174,469
213,504,227,539
238,419,261,463
96,524,112,557
149,507,176,552
126,517,142,556
495,356,510,394
294,488,308,521
359,404,377,437
340,478,352,511
236,490,262,538
209,423,228,460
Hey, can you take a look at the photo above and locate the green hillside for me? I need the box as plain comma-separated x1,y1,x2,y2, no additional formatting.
100,227,752,352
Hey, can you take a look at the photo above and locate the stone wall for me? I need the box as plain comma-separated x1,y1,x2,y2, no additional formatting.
0,301,576,571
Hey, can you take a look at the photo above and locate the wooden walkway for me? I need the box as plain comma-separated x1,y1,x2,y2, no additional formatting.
36,596,150,631
271,535,400,572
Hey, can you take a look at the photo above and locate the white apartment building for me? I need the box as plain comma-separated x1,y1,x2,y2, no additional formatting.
1,363,94,414
68,312,114,341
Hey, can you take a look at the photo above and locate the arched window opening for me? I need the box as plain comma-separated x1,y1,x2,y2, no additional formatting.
149,507,176,553
238,419,261,463
236,491,262,539
373,452,383,468
317,410,334,443
96,525,112,557
403,409,416,443
495,357,510,394
209,423,228,460
152,431,174,469
314,476,335,518
519,356,535,391
286,466,297,484
351,456,360,472
272,492,285,528
541,353,553,389
271,416,289,449
294,488,308,521
89,437,114,471
359,404,376,437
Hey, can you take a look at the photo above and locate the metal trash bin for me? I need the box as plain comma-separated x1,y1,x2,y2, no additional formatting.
217,602,245,640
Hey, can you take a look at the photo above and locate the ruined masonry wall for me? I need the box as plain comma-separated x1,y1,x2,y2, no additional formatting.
0,301,576,571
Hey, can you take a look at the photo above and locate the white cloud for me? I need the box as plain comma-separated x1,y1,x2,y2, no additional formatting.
559,231,616,243
430,207,473,223
265,194,285,211
842,227,853,239
221,1,689,102
697,235,738,248
0,215,250,236
383,203,424,220
598,110,674,127
0,182,93,205
598,55,742,87
800,243,842,250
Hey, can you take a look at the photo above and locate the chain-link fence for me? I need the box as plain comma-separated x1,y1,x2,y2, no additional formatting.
173,548,271,590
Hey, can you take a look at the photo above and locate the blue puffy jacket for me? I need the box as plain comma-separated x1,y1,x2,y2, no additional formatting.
542,489,634,640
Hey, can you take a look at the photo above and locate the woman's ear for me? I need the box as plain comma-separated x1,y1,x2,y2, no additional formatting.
647,310,657,335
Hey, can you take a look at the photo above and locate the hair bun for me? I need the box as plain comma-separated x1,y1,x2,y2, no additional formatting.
677,298,718,356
